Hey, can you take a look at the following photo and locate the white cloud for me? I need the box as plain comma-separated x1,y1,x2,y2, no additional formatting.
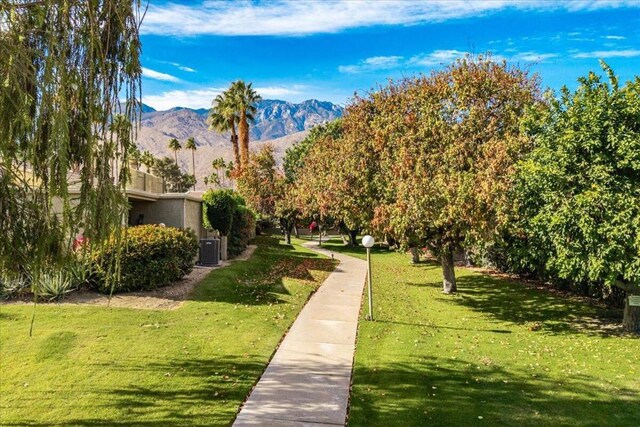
143,85,307,110
408,50,469,67
604,35,625,40
169,62,196,72
573,49,640,58
339,56,404,74
338,49,562,74
338,50,489,74
142,67,181,82
256,85,306,98
141,1,640,37
143,88,225,110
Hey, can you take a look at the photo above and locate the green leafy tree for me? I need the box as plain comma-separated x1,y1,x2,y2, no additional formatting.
515,62,640,332
152,157,195,193
275,183,299,245
298,56,540,290
0,0,141,274
284,119,343,183
168,138,182,166
237,144,280,224
292,119,371,246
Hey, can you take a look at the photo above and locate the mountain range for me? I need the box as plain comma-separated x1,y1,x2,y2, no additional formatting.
134,99,343,189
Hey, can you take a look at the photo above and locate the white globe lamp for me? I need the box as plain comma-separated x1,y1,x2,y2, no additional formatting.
362,235,375,248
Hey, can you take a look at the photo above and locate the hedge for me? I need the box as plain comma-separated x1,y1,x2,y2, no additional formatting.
229,205,256,257
202,189,257,258
91,225,198,293
202,189,237,236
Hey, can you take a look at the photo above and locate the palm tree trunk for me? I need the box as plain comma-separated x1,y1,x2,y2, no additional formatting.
239,111,249,169
230,121,240,167
191,149,196,189
174,151,177,166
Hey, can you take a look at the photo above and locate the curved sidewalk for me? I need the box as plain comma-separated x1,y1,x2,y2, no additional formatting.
233,242,368,426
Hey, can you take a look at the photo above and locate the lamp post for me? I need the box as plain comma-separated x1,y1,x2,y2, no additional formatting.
362,235,375,321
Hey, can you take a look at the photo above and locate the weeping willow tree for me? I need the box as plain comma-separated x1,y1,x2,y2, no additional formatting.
0,1,143,276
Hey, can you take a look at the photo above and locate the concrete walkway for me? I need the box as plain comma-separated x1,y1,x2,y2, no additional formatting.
233,242,368,426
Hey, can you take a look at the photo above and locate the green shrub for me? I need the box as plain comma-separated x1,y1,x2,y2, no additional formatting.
202,189,238,235
91,225,198,294
228,205,256,257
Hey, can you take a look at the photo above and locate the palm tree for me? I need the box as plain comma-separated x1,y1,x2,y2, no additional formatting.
185,137,197,189
185,137,197,174
211,157,226,186
229,80,261,170
141,150,155,173
128,145,141,170
168,138,181,166
208,92,240,167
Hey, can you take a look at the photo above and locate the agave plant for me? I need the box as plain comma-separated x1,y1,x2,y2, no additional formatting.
67,259,94,289
31,270,77,301
0,273,30,300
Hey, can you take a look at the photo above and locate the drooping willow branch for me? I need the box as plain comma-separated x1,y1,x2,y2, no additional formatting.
0,0,142,274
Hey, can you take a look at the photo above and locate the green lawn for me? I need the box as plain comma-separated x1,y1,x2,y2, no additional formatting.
318,239,640,427
0,236,335,426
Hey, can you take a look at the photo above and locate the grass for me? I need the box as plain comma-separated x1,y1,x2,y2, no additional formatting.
317,239,640,427
0,236,335,426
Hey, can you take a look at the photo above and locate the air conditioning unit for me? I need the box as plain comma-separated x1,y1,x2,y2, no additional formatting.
199,238,220,266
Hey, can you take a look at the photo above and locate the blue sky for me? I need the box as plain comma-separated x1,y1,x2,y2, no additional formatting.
138,1,640,110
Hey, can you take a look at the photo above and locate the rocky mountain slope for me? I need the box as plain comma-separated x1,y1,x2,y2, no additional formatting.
133,99,342,189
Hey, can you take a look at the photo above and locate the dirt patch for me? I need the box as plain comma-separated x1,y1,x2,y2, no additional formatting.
1,245,258,310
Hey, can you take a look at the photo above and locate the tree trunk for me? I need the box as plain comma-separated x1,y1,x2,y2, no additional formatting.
410,247,420,264
294,225,299,238
623,296,640,333
231,133,240,168
284,230,291,245
441,247,456,294
349,230,358,247
614,281,640,333
239,112,249,169
191,150,196,189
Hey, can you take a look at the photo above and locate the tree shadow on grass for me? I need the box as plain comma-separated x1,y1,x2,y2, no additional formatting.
188,236,337,306
348,356,640,427
377,319,512,334
453,274,625,336
1,356,269,426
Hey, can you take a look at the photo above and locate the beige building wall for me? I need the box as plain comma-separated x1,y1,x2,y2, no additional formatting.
184,198,205,240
